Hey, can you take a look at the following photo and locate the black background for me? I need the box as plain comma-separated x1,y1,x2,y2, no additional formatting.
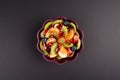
0,0,120,80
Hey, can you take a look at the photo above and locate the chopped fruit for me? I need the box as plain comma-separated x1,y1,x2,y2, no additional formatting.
39,41,43,50
54,23,59,28
41,38,47,42
50,42,58,58
67,48,73,56
65,30,74,40
62,25,68,37
63,20,69,26
49,28,59,35
77,39,81,49
43,50,49,55
53,20,63,24
74,31,80,37
40,30,44,38
69,52,75,57
70,22,76,31
45,28,59,38
58,51,67,58
58,37,66,44
58,45,68,58
46,38,56,44
44,22,53,29
59,31,64,37
70,45,77,51
44,28,49,37
42,43,46,50
40,41,46,50
57,56,62,60
40,22,52,38
73,35,79,43
63,43,73,48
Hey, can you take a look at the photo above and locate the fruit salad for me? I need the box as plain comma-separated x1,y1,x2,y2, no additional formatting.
37,17,84,64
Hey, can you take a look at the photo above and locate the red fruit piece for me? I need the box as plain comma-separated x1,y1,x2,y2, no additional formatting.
42,42,46,50
73,35,79,43
44,28,49,35
67,48,73,56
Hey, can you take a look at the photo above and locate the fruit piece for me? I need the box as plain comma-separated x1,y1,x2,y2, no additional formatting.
41,38,47,42
53,20,63,24
45,28,59,38
40,41,43,50
50,42,58,58
44,28,50,38
65,30,74,40
57,56,62,60
63,43,73,48
58,37,65,44
40,41,49,55
49,28,59,35
70,45,77,51
63,20,70,26
40,30,44,38
75,31,79,37
45,32,50,38
54,23,59,28
40,22,52,38
46,38,56,44
58,45,68,58
77,39,81,49
62,25,68,37
69,52,75,57
39,41,46,50
43,50,49,55
67,48,73,56
44,22,53,29
44,28,49,35
73,35,79,43
70,22,76,31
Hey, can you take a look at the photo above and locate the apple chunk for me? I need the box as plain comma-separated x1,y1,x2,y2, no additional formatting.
58,45,68,58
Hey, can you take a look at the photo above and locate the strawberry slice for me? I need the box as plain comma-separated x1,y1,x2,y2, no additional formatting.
44,28,49,35
73,35,79,43
67,48,73,57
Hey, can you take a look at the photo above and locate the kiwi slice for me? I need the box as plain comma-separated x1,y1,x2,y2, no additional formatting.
62,25,68,37
53,20,63,24
50,42,58,58
63,43,73,48
70,22,76,31
44,22,52,29
77,39,81,49
39,41,49,55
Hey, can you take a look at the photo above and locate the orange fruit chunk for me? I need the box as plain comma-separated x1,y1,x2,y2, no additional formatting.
65,30,74,40
49,27,59,35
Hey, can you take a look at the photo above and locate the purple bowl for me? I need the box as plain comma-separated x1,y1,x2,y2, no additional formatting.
37,16,84,64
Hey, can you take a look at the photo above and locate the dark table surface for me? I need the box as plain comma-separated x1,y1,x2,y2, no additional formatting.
0,0,120,80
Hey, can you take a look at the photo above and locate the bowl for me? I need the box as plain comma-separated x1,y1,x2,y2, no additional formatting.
37,16,84,64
